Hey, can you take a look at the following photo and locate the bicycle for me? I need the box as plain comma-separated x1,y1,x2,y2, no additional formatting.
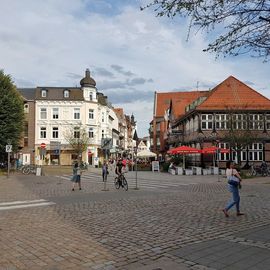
247,164,269,177
114,172,128,191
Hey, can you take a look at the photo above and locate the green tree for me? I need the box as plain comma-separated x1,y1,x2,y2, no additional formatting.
142,0,270,60
64,124,90,163
0,70,24,160
223,110,258,167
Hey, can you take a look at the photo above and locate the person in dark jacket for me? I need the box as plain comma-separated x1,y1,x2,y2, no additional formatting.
102,161,108,182
71,162,82,191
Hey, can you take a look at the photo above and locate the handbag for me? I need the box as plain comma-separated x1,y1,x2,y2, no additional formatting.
228,170,239,187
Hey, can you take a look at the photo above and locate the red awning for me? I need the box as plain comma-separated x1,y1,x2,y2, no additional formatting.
167,145,201,155
201,146,230,154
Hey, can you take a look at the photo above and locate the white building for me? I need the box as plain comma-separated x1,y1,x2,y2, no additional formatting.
33,69,119,165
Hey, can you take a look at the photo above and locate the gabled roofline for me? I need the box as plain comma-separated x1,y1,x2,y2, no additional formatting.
197,76,270,110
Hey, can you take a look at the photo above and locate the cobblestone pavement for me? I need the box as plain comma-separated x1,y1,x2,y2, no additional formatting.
1,171,270,270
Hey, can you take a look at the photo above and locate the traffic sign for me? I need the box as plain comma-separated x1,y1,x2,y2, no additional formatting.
101,138,112,150
41,143,46,149
6,145,12,152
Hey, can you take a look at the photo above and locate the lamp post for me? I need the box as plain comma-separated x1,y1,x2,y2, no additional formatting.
216,139,220,182
6,139,12,178
133,130,139,190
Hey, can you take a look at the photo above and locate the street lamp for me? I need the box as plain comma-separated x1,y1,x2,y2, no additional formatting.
133,130,139,190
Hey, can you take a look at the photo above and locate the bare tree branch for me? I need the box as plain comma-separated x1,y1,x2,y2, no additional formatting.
142,0,270,60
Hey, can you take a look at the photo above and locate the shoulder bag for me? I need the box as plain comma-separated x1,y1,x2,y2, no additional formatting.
228,169,239,187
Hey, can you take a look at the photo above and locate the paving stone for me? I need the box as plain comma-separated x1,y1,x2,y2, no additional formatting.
1,173,270,270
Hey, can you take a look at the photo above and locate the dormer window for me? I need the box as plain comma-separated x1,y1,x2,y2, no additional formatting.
64,90,70,98
89,92,93,101
41,89,47,98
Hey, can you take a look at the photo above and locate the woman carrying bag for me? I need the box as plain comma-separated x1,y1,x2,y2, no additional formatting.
222,161,244,217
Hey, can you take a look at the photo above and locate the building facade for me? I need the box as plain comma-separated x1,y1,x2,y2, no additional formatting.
19,69,136,165
162,76,270,167
150,90,209,159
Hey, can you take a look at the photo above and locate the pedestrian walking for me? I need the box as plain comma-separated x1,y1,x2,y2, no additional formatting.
71,161,82,191
222,161,244,217
102,161,108,182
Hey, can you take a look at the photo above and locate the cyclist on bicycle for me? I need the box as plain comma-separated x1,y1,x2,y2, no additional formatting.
115,159,123,187
260,161,268,176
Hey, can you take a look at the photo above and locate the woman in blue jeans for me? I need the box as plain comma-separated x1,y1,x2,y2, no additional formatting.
222,161,244,217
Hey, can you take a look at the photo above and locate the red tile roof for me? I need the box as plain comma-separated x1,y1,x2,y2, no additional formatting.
197,76,270,110
114,108,124,117
155,91,209,118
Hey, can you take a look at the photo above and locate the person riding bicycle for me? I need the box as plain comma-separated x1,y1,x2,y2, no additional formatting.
115,159,123,187
260,161,268,175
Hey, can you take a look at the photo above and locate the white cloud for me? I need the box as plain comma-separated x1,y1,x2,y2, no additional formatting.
0,0,270,137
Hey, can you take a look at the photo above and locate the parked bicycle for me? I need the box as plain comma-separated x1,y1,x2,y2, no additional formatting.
114,172,128,191
247,163,269,177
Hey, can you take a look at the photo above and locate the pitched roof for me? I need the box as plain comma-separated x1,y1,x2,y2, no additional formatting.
36,87,84,100
197,76,270,110
155,91,209,118
18,88,36,100
114,108,124,116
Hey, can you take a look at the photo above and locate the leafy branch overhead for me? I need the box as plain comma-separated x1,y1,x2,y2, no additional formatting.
142,0,270,60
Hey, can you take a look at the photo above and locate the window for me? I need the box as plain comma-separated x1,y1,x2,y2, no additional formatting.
89,92,93,101
74,108,80,119
109,115,114,123
41,90,47,97
232,114,248,130
74,127,80,138
24,123,28,137
218,143,230,161
249,114,263,130
89,127,94,138
241,151,247,161
64,90,69,98
24,138,28,147
24,104,29,113
89,109,94,119
248,143,263,161
24,123,28,147
216,114,229,130
102,112,105,122
201,114,213,130
52,108,59,119
101,130,105,139
266,114,270,130
52,127,59,139
40,127,46,138
40,108,47,119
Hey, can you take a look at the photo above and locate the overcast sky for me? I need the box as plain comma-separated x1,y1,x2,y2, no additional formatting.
1,0,270,137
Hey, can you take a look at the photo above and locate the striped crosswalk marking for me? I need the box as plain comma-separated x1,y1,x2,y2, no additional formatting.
0,199,55,211
58,173,195,190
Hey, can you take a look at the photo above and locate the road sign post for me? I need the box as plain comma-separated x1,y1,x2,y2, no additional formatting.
101,138,112,192
41,143,46,149
6,145,12,178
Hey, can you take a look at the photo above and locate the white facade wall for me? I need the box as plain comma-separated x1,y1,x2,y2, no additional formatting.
35,86,119,165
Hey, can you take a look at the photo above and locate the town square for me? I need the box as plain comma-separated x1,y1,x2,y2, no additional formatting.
1,0,270,269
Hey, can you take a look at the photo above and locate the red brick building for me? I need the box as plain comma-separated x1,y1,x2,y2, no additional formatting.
150,76,270,167
150,90,209,159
